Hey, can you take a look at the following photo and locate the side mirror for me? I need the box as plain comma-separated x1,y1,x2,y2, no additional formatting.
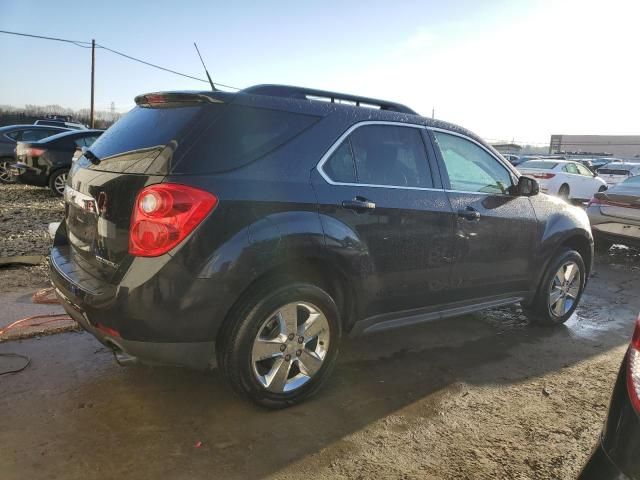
512,176,539,196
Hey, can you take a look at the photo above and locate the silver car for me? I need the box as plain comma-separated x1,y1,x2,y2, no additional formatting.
587,175,640,252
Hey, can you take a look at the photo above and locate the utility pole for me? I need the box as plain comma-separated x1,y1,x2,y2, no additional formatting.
431,107,435,119
90,39,95,128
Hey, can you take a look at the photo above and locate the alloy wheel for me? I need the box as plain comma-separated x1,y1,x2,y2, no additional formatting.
0,161,16,184
548,261,581,317
53,172,68,195
251,301,330,393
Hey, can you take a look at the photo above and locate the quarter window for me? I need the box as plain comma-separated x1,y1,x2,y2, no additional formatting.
433,132,512,194
324,141,357,183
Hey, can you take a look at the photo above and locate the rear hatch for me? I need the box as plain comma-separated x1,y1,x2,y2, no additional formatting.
598,168,632,186
64,93,218,281
63,91,320,282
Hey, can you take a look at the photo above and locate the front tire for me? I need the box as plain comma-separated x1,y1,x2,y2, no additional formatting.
219,283,341,408
48,168,69,196
523,248,586,325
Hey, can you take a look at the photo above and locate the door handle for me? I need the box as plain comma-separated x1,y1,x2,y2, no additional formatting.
457,206,480,221
342,196,376,212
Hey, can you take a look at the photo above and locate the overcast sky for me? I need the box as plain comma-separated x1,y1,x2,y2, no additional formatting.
1,0,638,145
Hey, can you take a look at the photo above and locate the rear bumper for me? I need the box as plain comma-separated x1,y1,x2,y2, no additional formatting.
49,243,223,370
587,207,640,248
578,441,630,480
12,162,47,186
56,288,216,369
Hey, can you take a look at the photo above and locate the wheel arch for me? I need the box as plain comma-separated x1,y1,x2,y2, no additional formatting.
215,255,359,357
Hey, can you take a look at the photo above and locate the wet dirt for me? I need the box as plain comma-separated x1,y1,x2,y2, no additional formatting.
1,248,638,480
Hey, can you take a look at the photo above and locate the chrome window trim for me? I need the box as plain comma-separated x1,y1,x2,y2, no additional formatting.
316,120,444,192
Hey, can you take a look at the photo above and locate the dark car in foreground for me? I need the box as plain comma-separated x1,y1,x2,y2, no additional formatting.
13,129,103,195
0,124,69,183
50,85,593,408
579,314,640,480
587,176,640,252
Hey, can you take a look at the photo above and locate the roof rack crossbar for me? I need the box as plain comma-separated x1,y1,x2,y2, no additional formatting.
242,84,417,114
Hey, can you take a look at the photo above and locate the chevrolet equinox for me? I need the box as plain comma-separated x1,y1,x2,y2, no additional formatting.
50,85,593,408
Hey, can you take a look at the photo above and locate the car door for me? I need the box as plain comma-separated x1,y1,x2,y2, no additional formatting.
576,162,600,198
428,129,538,302
312,122,457,318
562,162,583,198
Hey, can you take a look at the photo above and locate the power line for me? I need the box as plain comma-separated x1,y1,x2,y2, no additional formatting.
0,29,92,46
0,29,240,90
96,43,239,90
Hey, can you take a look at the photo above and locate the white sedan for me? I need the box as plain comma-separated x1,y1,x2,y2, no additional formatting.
517,159,607,201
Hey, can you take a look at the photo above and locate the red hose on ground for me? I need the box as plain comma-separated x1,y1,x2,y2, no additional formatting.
0,287,73,338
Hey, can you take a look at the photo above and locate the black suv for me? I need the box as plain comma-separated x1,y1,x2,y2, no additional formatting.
50,85,593,408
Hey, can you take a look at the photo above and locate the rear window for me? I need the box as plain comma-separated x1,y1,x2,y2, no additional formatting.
519,161,557,169
83,105,203,174
82,103,318,174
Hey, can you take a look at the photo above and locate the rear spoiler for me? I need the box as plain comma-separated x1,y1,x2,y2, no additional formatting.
134,92,224,108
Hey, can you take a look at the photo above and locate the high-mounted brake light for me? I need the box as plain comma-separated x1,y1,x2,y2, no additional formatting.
129,184,217,257
533,173,556,180
627,314,640,414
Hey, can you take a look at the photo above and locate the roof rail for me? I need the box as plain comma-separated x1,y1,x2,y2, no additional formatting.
242,84,418,115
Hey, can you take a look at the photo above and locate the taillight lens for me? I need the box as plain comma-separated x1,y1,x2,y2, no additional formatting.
587,196,602,207
27,147,45,157
533,173,556,180
627,314,640,413
129,184,217,257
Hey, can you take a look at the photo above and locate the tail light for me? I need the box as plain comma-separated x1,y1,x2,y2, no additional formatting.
27,147,45,157
587,196,638,209
129,183,217,257
533,173,556,180
587,196,603,207
627,314,640,413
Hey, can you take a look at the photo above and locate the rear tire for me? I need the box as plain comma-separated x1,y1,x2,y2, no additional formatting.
523,248,586,326
558,184,570,201
48,168,69,196
219,282,341,409
0,158,17,184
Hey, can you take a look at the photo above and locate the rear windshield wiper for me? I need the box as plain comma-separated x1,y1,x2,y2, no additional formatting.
83,148,101,165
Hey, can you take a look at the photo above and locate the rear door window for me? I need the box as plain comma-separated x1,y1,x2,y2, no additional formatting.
21,129,55,142
321,124,434,188
564,163,579,174
350,125,432,188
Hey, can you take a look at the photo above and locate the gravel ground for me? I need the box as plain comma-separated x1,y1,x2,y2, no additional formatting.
0,183,63,258
0,184,63,289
